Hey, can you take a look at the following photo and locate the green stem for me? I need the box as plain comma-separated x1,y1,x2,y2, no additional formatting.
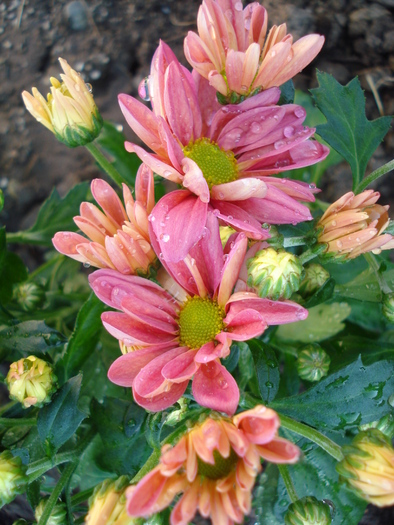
85,142,124,188
298,248,318,265
0,400,17,416
278,414,344,461
364,252,392,295
278,465,298,503
283,236,309,248
0,417,36,427
355,159,394,194
38,462,77,525
71,487,94,507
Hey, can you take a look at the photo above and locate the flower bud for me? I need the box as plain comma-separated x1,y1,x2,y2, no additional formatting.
85,476,138,525
0,451,28,508
247,247,304,300
296,344,330,382
337,429,394,507
219,226,237,248
6,356,57,408
22,58,103,147
35,498,67,525
285,496,332,525
359,413,394,441
13,282,45,311
382,293,394,323
298,263,330,299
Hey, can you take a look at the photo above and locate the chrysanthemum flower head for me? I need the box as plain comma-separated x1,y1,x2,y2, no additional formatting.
126,406,300,525
119,40,328,262
89,213,307,414
22,57,102,147
184,0,325,102
53,164,157,275
317,190,394,260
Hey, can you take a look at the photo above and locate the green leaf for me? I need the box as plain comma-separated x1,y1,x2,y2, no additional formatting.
0,227,28,303
324,335,394,370
311,72,392,189
271,356,394,432
276,302,351,343
72,434,116,491
0,189,4,213
0,320,66,361
90,397,150,476
334,265,394,303
37,375,86,456
248,339,279,403
59,293,106,382
278,80,295,105
303,278,335,308
96,121,141,187
10,182,90,245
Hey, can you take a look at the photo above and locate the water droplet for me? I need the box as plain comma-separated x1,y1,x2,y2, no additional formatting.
163,170,172,178
265,381,273,388
160,234,170,243
283,125,294,138
148,214,155,222
294,107,306,118
217,192,225,200
234,1,243,11
138,76,151,101
331,220,337,227
251,122,261,133
274,140,286,150
244,17,251,30
309,183,316,189
83,261,91,268
85,83,93,93
336,240,343,249
271,50,276,58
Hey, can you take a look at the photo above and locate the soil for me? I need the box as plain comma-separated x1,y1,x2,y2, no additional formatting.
0,0,393,523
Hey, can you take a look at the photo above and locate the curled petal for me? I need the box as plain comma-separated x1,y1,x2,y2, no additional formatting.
192,361,239,415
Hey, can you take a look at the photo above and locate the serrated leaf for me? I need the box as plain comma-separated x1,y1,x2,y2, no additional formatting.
0,320,66,361
278,80,295,105
59,293,106,382
96,121,141,187
311,72,392,188
276,302,351,343
271,356,394,432
37,375,86,455
14,182,90,245
248,339,279,403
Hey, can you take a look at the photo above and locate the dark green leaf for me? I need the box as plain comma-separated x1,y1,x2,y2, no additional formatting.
26,480,41,510
37,375,86,455
96,121,141,187
311,72,392,188
0,189,4,213
278,80,295,105
90,397,150,475
248,339,279,403
304,278,335,308
271,356,394,432
14,182,90,245
0,227,28,303
72,434,116,491
0,320,66,361
59,293,106,382
324,335,394,370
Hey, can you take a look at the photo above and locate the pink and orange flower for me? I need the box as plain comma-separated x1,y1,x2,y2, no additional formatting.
119,41,328,262
53,165,157,275
184,0,324,99
125,406,300,525
89,213,307,414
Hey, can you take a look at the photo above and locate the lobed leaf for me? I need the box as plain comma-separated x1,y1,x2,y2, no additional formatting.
248,339,280,404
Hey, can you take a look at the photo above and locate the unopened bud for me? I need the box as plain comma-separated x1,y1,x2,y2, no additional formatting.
297,344,330,382
35,498,67,525
219,226,237,248
382,293,394,323
285,496,332,525
22,58,103,147
359,413,394,440
337,429,394,507
13,282,45,311
298,263,330,299
6,356,57,408
0,451,28,508
247,247,304,300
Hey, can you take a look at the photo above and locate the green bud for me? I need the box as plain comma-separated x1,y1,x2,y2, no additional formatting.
265,225,284,249
86,476,137,525
285,496,332,525
298,263,330,299
6,356,57,408
247,247,304,300
359,413,394,440
13,282,45,311
35,498,67,525
296,344,330,382
382,293,394,323
0,451,28,508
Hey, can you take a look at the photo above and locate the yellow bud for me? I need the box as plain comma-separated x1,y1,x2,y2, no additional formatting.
35,498,67,525
22,58,102,147
0,451,28,508
6,356,57,408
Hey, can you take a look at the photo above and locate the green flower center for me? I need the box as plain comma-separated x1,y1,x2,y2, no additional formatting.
183,138,238,189
197,448,238,480
178,296,225,349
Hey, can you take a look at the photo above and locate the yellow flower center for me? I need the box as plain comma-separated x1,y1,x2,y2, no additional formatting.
178,296,225,349
197,448,238,480
183,138,238,189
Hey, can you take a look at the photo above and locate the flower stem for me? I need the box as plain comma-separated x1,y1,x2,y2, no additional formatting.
278,414,344,461
0,417,37,427
283,236,309,248
278,465,298,503
364,252,392,295
355,159,394,194
37,462,77,525
0,400,17,416
85,142,124,188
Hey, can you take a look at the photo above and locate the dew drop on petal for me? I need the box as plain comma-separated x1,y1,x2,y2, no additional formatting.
160,234,170,243
294,107,306,118
251,122,261,133
336,240,343,249
309,183,316,189
138,76,151,101
283,126,295,138
85,83,93,93
83,262,91,268
234,1,243,11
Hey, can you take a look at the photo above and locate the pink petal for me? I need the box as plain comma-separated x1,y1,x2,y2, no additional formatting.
211,178,267,202
192,361,239,415
194,341,223,364
121,296,178,334
52,232,89,262
217,233,248,306
125,143,183,184
252,40,292,90
211,201,270,240
225,49,245,93
161,348,199,382
233,405,280,445
233,194,313,224
135,164,155,214
91,179,127,226
133,380,189,412
257,436,300,464
149,40,179,118
126,468,167,517
224,307,267,340
182,158,210,203
193,71,221,136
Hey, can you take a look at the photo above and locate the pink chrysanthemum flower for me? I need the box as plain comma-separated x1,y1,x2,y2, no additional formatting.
317,190,394,259
119,41,328,262
89,213,307,414
184,0,324,100
53,165,157,275
125,406,300,525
